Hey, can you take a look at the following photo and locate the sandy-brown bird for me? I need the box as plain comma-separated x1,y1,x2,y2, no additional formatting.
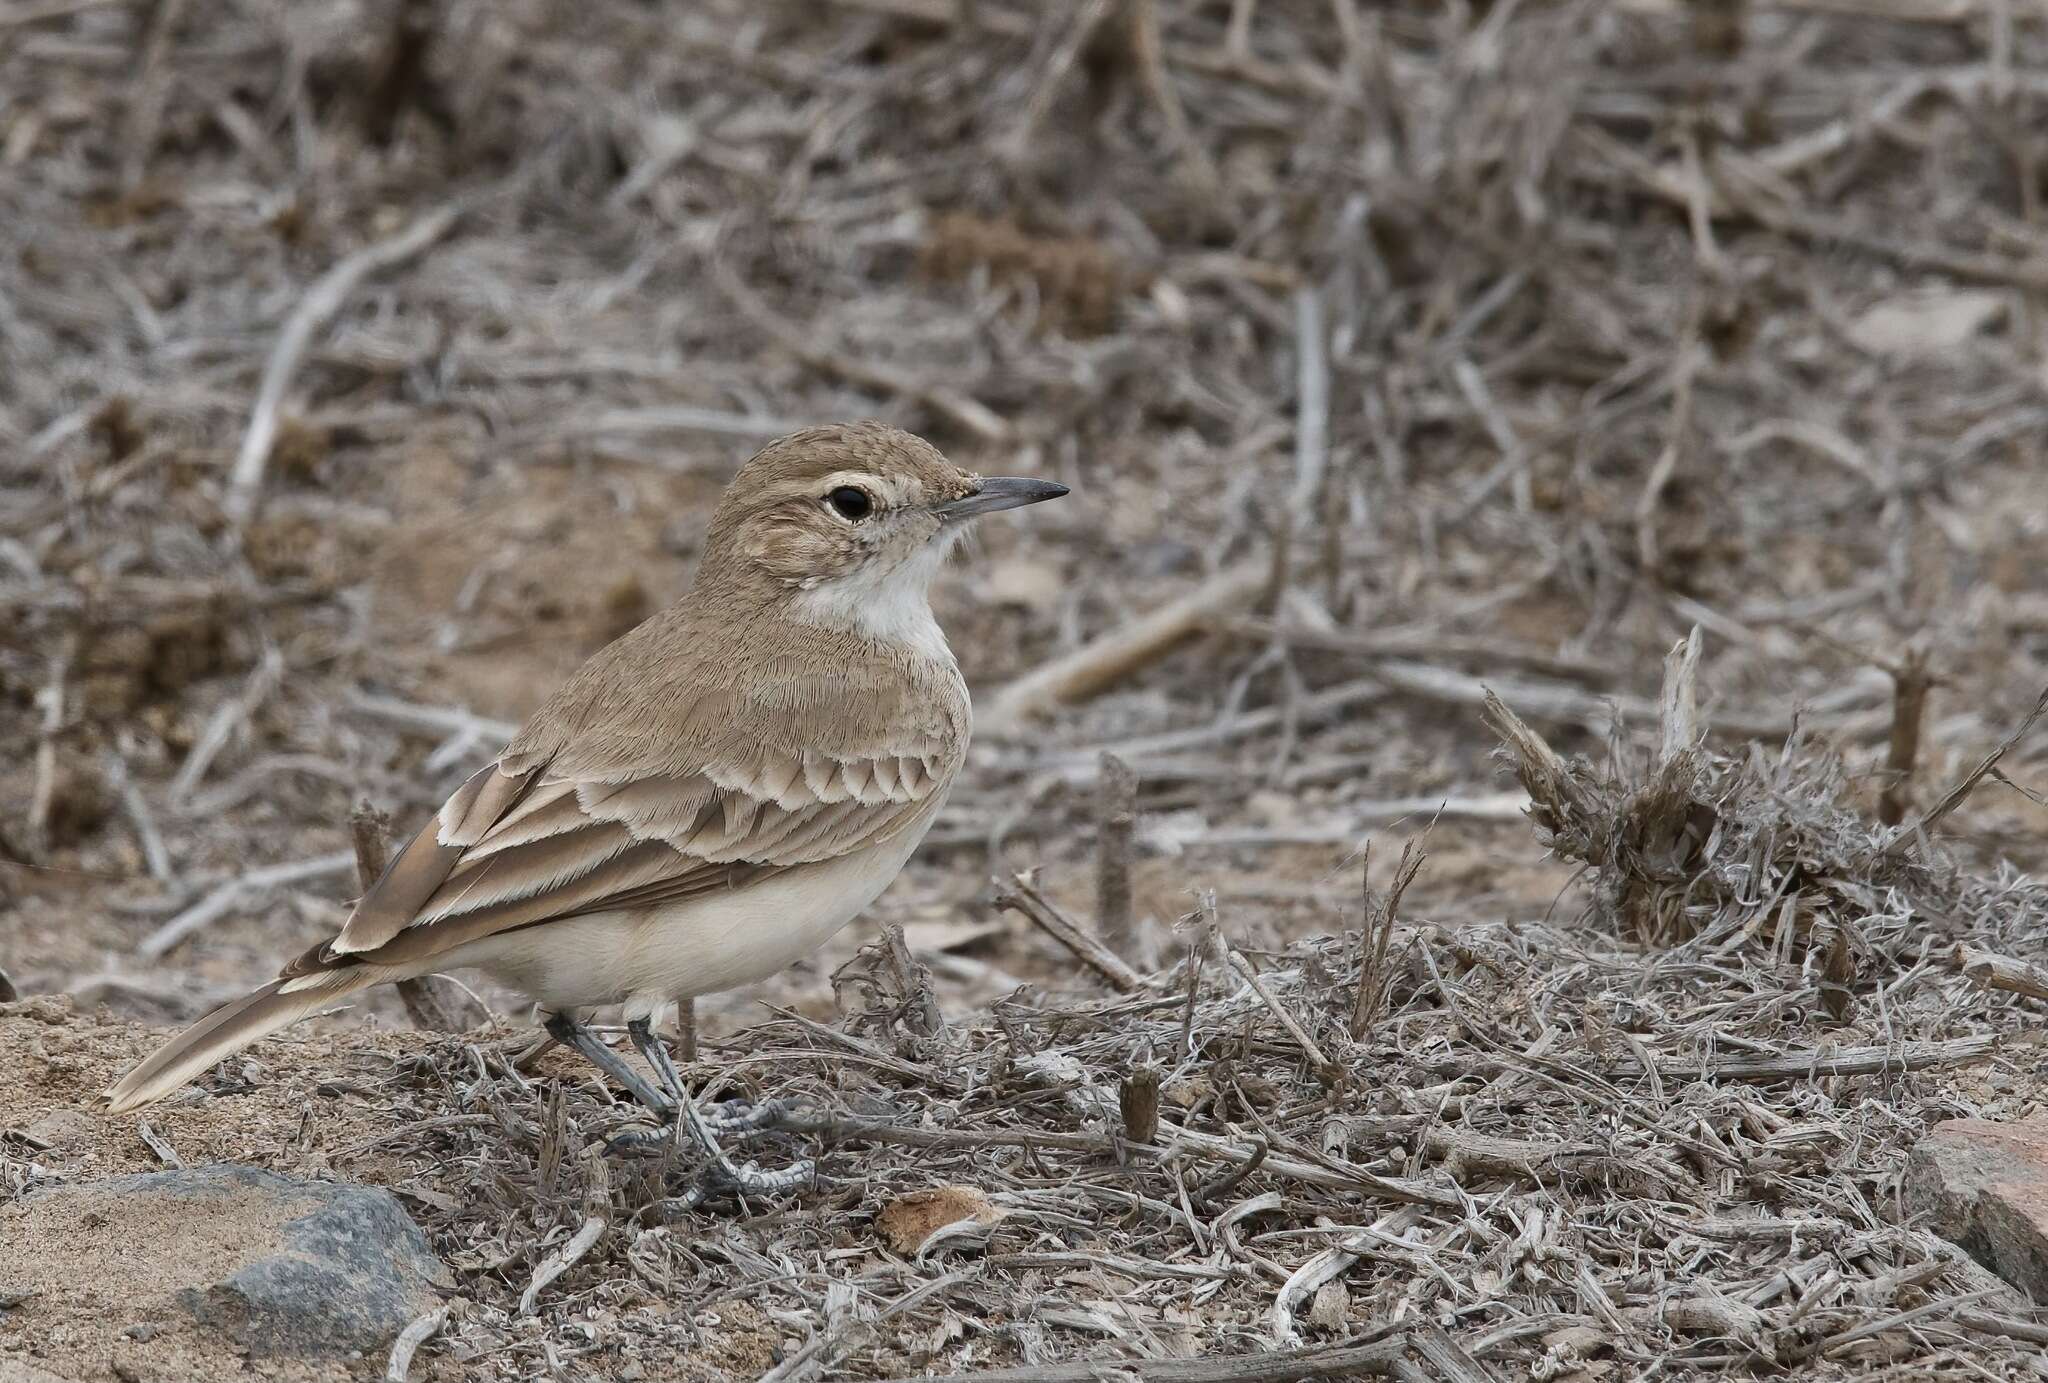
105,422,1066,1182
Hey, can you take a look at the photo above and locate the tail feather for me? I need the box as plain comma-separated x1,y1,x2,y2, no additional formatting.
102,977,361,1114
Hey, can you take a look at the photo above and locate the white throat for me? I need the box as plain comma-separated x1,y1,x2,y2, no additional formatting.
790,544,954,665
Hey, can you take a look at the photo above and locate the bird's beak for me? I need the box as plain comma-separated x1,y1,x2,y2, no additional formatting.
935,477,1070,521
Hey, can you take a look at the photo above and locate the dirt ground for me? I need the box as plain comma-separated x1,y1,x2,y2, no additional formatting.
6,0,2048,1379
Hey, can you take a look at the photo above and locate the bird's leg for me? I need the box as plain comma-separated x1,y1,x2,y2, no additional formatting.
623,1016,814,1199
543,1012,673,1114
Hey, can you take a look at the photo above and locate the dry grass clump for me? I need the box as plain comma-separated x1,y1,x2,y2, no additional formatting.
1487,630,2048,1002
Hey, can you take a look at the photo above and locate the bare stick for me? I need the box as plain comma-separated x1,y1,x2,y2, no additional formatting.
384,1305,449,1383
1877,646,1932,827
225,204,462,524
1388,654,1819,743
168,648,283,804
1126,0,1218,192
1272,1235,1367,1347
980,561,1268,734
0,0,126,27
527,404,813,448
768,1107,1456,1204
138,852,357,958
991,872,1153,994
105,751,173,882
713,256,1007,442
1616,1034,1995,1082
1000,0,1114,160
1230,947,1336,1085
1658,627,1704,763
1290,286,1329,520
349,800,392,887
518,1215,605,1315
135,1117,182,1167
1095,752,1137,960
1119,1063,1160,1144
1881,684,2048,857
1955,946,2048,1002
344,689,519,744
1818,923,1856,1024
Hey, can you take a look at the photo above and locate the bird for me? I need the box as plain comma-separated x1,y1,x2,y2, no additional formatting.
103,421,1067,1187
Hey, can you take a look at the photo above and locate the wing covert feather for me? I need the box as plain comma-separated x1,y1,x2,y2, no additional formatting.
305,605,969,980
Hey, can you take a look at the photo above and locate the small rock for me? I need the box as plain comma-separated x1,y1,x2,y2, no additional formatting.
1904,1116,2048,1302
1307,1279,1349,1331
0,1164,451,1358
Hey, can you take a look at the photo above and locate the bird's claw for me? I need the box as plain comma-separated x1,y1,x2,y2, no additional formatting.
654,1156,819,1215
604,1097,784,1157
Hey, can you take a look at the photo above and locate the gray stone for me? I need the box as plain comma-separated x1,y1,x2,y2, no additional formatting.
1904,1116,2048,1303
3,1164,451,1358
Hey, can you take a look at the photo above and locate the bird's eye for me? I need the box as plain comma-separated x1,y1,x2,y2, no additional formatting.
827,486,873,521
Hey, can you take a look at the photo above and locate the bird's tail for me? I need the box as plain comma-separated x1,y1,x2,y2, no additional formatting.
102,974,365,1114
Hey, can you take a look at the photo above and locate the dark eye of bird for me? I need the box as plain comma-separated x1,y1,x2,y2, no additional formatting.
827,486,872,520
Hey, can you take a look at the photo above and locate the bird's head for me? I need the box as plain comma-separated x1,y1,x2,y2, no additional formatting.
698,421,1067,632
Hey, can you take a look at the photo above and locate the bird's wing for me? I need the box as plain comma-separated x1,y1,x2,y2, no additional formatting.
289,742,952,982
290,620,966,983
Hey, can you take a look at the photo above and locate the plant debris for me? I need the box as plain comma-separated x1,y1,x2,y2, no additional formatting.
5,0,2048,1378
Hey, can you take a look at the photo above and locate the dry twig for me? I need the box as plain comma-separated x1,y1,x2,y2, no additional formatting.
225,205,462,525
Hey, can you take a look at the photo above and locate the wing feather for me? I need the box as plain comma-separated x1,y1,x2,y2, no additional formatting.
302,608,969,982
312,747,953,977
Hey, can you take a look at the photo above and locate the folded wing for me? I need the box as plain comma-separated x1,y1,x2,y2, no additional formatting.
287,743,952,985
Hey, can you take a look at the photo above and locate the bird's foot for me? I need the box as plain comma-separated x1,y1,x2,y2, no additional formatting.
606,1016,816,1205
603,1098,783,1157
660,1154,819,1213
608,1112,817,1208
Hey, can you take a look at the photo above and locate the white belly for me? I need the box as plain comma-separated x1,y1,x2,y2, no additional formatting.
438,823,928,1020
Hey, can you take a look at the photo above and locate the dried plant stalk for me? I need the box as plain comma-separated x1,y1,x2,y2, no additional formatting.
1119,1064,1160,1144
1350,840,1424,1039
1878,647,1932,827
991,871,1152,993
1095,751,1137,960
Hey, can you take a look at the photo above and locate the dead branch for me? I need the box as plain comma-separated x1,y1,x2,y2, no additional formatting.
1229,946,1337,1084
1877,647,1933,826
1882,685,2048,856
1955,946,2048,1003
137,851,357,959
225,204,462,525
990,871,1154,994
1094,751,1137,961
980,562,1268,734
